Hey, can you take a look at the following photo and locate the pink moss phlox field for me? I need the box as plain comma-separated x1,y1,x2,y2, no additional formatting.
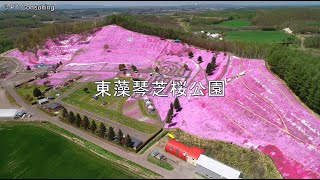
159,56,320,178
6,25,320,178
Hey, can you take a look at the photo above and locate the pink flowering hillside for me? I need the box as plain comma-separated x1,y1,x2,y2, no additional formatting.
6,25,320,178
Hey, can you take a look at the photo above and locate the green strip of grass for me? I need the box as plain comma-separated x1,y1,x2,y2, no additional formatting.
224,30,292,43
4,90,21,107
138,130,168,154
138,99,161,121
217,19,251,27
147,155,174,171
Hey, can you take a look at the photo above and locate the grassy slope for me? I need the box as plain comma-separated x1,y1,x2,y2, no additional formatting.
138,99,161,121
169,129,282,179
0,122,141,179
62,78,160,134
224,30,292,43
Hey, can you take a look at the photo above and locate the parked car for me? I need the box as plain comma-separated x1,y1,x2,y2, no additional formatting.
160,154,167,160
156,153,164,160
151,150,159,157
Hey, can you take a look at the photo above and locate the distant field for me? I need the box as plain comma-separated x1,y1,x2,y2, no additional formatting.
0,123,141,179
217,19,251,27
207,30,292,43
62,78,161,134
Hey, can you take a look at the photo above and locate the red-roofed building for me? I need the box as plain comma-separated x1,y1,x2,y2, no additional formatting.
165,139,205,166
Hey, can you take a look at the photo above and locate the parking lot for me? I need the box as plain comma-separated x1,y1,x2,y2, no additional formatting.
143,135,203,179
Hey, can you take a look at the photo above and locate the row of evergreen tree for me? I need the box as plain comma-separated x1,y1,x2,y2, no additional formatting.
266,45,320,114
165,98,182,124
61,108,132,147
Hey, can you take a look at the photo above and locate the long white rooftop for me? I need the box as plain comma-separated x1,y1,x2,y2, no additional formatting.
197,154,242,179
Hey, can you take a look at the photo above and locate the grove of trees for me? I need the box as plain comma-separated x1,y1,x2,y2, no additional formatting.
33,87,42,97
266,45,320,114
165,102,174,124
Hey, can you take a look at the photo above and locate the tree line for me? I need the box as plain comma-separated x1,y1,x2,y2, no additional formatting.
251,8,320,34
15,20,105,52
266,45,320,114
61,108,133,148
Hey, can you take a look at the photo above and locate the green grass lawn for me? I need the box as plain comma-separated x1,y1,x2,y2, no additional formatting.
16,83,48,102
0,122,142,179
138,99,161,121
204,30,293,43
217,19,251,27
62,78,161,134
48,82,79,97
147,155,173,171
223,30,292,43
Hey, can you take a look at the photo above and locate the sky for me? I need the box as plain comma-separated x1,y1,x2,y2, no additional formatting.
1,1,320,7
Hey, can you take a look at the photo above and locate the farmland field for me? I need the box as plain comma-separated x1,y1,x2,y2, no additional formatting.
223,30,292,43
203,30,292,43
0,122,142,179
217,19,251,27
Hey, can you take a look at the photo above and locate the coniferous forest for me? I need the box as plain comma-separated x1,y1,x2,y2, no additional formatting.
266,45,320,114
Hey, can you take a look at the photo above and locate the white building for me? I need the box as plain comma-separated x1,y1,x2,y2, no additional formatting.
147,105,155,112
146,100,152,106
209,33,222,39
37,98,49,105
143,96,149,102
283,27,293,34
196,154,242,179
0,109,26,119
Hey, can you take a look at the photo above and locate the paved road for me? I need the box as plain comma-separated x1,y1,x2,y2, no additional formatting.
0,87,19,109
